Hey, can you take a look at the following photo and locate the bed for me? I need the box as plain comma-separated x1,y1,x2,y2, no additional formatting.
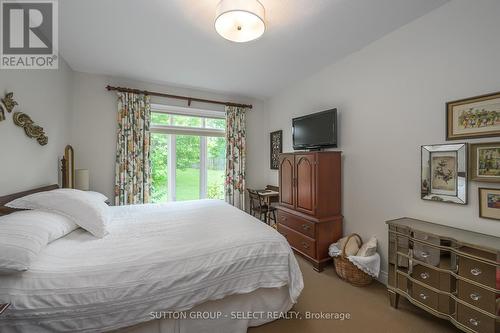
0,186,303,333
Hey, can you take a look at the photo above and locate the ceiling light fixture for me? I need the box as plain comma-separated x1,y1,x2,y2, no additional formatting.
215,0,266,43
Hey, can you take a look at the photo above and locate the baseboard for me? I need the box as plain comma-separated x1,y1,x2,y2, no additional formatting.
377,270,388,286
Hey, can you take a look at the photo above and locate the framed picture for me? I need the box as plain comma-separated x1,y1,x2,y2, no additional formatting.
270,130,282,170
421,143,467,204
469,142,500,182
478,187,500,221
446,91,500,140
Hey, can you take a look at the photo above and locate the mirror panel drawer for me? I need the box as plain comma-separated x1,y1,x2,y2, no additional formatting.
411,283,439,311
456,303,498,333
411,264,440,289
458,280,498,315
459,256,497,289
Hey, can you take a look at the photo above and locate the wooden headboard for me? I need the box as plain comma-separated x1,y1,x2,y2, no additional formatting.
0,184,59,216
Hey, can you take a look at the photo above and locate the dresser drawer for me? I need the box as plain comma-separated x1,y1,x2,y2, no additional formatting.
459,256,497,289
458,280,498,315
277,210,315,238
456,303,498,333
413,242,441,267
277,224,316,258
411,264,440,289
413,230,440,245
411,283,439,311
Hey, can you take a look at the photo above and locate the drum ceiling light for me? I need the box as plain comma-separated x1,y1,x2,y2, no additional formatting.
215,0,266,43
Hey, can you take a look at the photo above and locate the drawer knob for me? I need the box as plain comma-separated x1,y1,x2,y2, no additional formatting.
302,224,311,231
418,293,428,300
420,251,430,258
470,268,482,276
420,272,430,280
301,241,310,249
469,293,481,301
468,318,480,327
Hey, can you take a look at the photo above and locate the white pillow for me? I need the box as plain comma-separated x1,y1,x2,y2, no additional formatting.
7,189,109,238
357,237,378,257
87,191,108,203
337,235,361,256
0,210,77,273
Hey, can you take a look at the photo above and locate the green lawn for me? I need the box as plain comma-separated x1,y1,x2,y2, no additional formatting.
152,168,225,202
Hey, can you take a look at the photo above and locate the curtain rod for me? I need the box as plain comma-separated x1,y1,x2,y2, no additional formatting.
105,85,252,109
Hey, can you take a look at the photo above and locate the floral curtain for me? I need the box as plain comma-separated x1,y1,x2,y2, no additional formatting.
225,106,246,209
114,92,151,205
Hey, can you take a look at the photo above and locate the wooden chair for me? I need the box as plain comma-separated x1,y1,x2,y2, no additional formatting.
247,189,276,225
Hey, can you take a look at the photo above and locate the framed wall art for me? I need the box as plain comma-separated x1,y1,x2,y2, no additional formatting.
469,142,500,182
446,91,500,140
270,130,282,170
421,143,467,204
478,187,500,221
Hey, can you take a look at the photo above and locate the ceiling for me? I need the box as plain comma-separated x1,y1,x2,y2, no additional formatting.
59,0,448,99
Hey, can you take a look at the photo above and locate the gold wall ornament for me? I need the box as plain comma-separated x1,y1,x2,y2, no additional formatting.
13,112,48,146
0,92,18,122
2,92,18,113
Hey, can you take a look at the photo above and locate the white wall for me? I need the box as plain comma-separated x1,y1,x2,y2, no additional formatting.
0,60,73,195
259,0,500,282
70,72,266,201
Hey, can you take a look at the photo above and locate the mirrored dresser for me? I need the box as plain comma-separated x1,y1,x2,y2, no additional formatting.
387,218,499,333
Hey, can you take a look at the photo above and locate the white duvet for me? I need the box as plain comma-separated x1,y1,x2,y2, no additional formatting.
0,200,303,333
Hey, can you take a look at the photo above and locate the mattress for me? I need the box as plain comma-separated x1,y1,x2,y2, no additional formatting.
0,200,303,333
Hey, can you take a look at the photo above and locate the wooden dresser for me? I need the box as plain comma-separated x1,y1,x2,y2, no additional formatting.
276,151,342,272
387,218,499,333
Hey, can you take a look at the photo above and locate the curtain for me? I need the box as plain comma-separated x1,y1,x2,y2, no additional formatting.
225,106,246,209
114,92,151,205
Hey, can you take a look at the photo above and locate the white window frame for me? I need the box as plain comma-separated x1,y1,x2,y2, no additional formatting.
150,104,226,202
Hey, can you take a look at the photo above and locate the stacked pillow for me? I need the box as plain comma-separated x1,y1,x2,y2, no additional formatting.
331,235,378,257
6,189,110,238
0,211,77,273
337,235,362,256
357,237,378,257
0,189,110,274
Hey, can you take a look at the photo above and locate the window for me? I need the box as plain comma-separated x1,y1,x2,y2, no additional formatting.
150,105,226,203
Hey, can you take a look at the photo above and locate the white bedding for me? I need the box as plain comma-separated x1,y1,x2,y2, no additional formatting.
0,200,303,333
116,287,293,333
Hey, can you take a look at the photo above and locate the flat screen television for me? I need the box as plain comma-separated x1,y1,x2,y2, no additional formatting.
292,109,337,150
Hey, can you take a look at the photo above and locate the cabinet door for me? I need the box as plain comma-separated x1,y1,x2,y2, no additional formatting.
279,155,295,209
295,153,316,215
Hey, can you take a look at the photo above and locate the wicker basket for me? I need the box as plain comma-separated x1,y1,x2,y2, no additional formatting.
333,233,373,287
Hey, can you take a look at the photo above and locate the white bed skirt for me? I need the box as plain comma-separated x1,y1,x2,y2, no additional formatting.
114,287,292,333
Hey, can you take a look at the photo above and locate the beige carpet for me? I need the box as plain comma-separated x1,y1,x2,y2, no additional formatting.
249,255,459,333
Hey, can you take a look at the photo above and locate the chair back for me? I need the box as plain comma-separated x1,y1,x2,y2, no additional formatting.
247,189,265,211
